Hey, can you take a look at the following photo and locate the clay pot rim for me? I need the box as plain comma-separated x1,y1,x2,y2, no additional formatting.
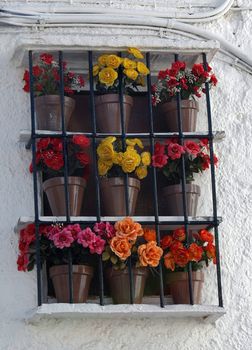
49,264,94,278
166,270,204,282
100,176,141,190
162,183,201,195
42,176,87,190
106,267,149,278
159,99,199,111
94,93,134,105
35,94,76,103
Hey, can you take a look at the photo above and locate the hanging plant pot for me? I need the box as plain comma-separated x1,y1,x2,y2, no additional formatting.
35,95,75,131
161,183,201,216
166,271,204,304
42,176,86,216
159,100,199,132
106,267,148,304
49,265,94,303
95,94,133,133
100,177,140,216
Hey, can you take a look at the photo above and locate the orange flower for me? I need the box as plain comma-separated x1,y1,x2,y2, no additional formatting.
199,229,214,243
170,240,184,252
161,235,173,249
188,243,203,262
204,243,216,263
115,217,143,241
110,236,132,261
143,228,156,242
164,252,175,271
173,228,186,242
173,247,190,267
138,241,163,267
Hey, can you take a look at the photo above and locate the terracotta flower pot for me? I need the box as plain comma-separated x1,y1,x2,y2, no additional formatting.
159,100,199,132
106,267,149,304
100,177,140,216
166,271,204,304
49,265,94,303
95,94,133,133
42,176,86,216
161,183,201,216
35,95,75,131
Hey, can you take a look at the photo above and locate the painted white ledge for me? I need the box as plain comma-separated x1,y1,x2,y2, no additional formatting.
27,303,226,324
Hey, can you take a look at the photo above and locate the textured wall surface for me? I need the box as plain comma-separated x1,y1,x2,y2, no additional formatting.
0,5,252,350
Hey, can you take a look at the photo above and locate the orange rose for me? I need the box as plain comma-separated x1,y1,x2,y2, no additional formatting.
170,240,184,252
138,241,163,267
143,228,156,242
173,247,190,267
188,243,203,262
173,228,186,242
204,243,216,263
164,252,175,271
115,217,143,241
199,229,214,243
161,235,173,249
110,236,132,261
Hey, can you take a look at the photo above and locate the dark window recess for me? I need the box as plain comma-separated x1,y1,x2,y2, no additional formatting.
28,50,223,308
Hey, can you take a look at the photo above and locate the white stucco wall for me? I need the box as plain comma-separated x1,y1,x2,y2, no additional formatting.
0,4,252,350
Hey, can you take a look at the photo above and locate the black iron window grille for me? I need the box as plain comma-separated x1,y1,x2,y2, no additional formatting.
27,49,223,308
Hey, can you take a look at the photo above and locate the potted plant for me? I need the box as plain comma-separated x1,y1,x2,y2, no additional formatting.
151,61,218,131
92,47,150,132
23,52,84,131
97,136,151,215
152,138,218,216
30,135,90,216
17,222,106,303
100,217,163,304
161,227,216,304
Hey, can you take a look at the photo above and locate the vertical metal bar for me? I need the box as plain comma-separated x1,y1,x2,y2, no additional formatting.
203,53,223,307
29,50,42,306
88,51,104,306
118,52,134,304
146,52,165,308
59,51,73,303
174,53,194,305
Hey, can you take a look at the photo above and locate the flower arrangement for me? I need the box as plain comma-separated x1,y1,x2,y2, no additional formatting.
29,135,91,178
151,61,218,106
97,136,151,180
152,138,218,185
17,223,106,272
101,217,163,270
23,52,85,96
161,227,216,272
92,47,150,95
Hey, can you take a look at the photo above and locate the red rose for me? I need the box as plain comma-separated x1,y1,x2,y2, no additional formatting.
192,63,205,77
50,138,63,152
76,152,90,166
154,142,165,155
152,153,168,168
72,135,90,148
173,228,186,242
43,150,64,171
161,235,173,249
167,143,185,160
158,70,169,80
173,247,190,267
171,61,186,71
184,141,200,155
37,138,50,151
199,229,214,243
40,53,54,65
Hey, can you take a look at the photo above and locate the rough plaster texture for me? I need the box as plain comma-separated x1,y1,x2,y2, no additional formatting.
0,3,252,350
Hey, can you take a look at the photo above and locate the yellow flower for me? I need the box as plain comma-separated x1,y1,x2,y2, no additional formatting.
106,55,122,69
97,141,115,161
113,152,124,165
126,138,143,149
135,166,148,179
128,47,144,59
98,54,109,67
121,149,141,173
103,136,116,144
93,64,100,76
99,67,118,86
123,69,138,81
123,58,137,69
137,62,150,76
98,159,113,176
141,152,151,166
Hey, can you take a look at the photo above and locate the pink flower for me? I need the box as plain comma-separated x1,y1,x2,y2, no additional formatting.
93,222,116,239
89,236,106,255
52,228,74,249
154,142,165,154
184,141,200,155
47,225,62,240
167,143,185,160
152,153,168,168
67,224,82,239
77,228,96,248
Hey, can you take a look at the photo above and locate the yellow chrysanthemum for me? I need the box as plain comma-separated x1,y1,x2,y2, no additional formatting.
93,64,100,77
98,54,109,67
121,149,141,173
113,152,124,166
126,138,143,149
137,62,150,76
141,152,151,166
106,55,122,69
135,166,148,180
123,69,138,81
99,67,118,86
128,47,144,59
98,159,113,176
123,58,137,69
97,141,115,161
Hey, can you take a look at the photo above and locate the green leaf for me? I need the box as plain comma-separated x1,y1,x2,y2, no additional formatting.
110,255,118,264
102,251,110,261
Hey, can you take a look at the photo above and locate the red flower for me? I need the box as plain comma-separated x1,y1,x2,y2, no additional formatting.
167,143,185,160
23,70,29,82
158,70,169,80
72,135,90,148
210,74,218,86
192,63,205,77
204,243,216,263
199,138,209,148
188,243,203,262
167,77,179,88
161,235,173,249
32,65,42,77
170,240,184,252
173,228,186,242
173,247,190,267
40,53,54,65
199,229,214,243
17,254,29,272
76,152,90,166
154,142,165,154
152,153,168,168
171,61,186,71
37,138,51,151
23,83,30,93
50,138,63,152
43,150,64,171
184,141,200,155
